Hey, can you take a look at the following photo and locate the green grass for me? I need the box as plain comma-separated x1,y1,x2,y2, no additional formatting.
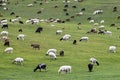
0,0,120,80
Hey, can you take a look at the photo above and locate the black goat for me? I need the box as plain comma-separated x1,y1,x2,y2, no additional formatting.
34,63,46,72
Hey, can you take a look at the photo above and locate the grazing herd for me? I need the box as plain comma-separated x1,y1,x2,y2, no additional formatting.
0,0,119,75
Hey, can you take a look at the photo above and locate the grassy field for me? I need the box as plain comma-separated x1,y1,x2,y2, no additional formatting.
0,0,120,80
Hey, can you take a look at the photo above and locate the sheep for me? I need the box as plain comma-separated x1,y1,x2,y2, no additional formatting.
27,3,33,7
89,19,94,23
89,58,99,66
48,52,57,60
1,31,8,36
80,37,88,41
46,49,57,55
34,63,46,72
18,28,22,32
73,40,77,45
105,30,112,36
109,46,116,53
100,20,104,24
58,65,71,74
35,27,43,33
56,30,63,35
12,57,24,65
60,34,71,41
4,39,9,46
31,43,40,50
0,36,8,41
88,63,93,72
59,50,64,56
4,47,13,53
93,9,103,15
17,34,25,40
1,23,8,29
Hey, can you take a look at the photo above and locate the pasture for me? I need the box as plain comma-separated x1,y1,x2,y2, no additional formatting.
0,0,120,80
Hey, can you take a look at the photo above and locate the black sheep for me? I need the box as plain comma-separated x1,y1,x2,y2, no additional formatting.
35,27,43,33
59,50,64,56
34,63,46,72
88,63,93,72
73,40,77,45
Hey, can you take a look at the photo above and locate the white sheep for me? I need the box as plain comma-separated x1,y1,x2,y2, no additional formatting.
89,19,94,23
105,30,112,36
27,3,33,7
109,46,116,53
17,34,25,40
89,58,99,65
99,25,105,29
60,34,71,41
56,30,63,35
58,65,72,74
4,47,13,53
1,31,8,36
46,49,57,55
48,52,57,60
80,37,89,41
12,57,24,65
100,20,104,24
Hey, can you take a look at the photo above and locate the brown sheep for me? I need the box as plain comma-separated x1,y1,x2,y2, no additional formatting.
31,44,40,50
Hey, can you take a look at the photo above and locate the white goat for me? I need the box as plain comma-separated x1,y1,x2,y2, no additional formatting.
109,46,116,53
80,37,89,41
58,65,72,74
17,34,25,40
12,57,24,65
4,47,13,53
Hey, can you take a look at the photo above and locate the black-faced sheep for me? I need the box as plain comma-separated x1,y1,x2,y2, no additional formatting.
31,43,40,50
60,34,71,41
34,63,46,72
58,65,72,74
80,37,88,41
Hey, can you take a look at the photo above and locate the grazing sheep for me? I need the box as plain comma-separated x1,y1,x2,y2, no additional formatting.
105,30,112,36
31,43,40,50
100,20,105,24
60,34,71,41
35,27,43,33
80,37,88,41
4,47,13,53
46,49,57,55
73,40,77,45
56,30,63,35
1,31,8,36
18,28,22,32
48,52,57,60
109,46,116,53
59,50,64,56
89,58,99,66
17,34,25,40
27,3,33,7
12,57,24,65
4,39,9,46
58,65,71,74
34,63,46,72
88,63,93,72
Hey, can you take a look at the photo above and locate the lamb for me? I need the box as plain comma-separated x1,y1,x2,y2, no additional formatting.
89,58,99,66
17,34,25,40
4,39,10,46
80,37,89,41
105,30,112,36
12,57,24,65
58,65,72,74
4,47,13,53
34,63,47,72
88,63,93,72
73,40,77,45
31,43,40,50
59,50,64,56
109,46,116,53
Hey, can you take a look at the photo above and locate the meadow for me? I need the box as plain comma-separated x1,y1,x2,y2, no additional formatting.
0,0,120,80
